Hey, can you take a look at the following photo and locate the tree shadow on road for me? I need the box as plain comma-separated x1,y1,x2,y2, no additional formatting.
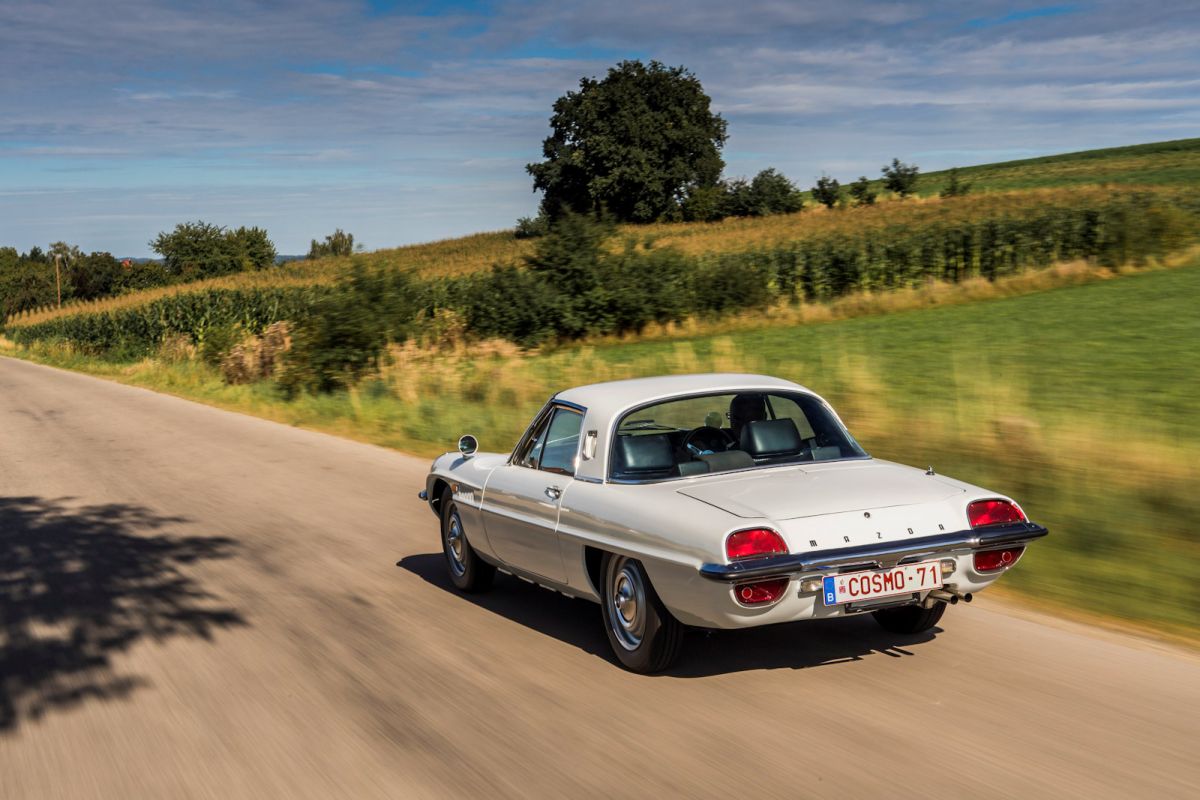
397,553,613,661
397,553,938,677
0,496,244,732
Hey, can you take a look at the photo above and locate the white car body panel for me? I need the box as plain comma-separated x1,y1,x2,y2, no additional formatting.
422,374,1046,629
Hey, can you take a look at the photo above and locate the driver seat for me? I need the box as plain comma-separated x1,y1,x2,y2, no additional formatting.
728,393,769,439
740,418,804,461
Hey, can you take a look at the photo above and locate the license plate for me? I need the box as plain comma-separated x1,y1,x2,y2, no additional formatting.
822,561,943,606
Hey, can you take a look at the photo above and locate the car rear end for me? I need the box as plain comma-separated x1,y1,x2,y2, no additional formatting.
672,492,1046,630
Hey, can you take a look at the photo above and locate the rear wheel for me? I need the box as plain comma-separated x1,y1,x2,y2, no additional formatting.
441,490,495,593
872,601,946,634
601,553,685,673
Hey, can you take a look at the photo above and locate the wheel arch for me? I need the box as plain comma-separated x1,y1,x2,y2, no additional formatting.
430,478,452,516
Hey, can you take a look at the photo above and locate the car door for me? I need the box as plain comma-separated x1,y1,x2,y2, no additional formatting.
480,405,584,582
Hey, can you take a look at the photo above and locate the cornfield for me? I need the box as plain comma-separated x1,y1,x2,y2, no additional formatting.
5,186,1196,356
7,287,323,357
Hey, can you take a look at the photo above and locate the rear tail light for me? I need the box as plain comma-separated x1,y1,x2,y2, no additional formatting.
967,499,1026,528
735,579,789,606
974,546,1025,572
725,528,788,560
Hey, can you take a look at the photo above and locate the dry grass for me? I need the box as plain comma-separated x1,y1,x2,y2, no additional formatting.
633,185,1167,256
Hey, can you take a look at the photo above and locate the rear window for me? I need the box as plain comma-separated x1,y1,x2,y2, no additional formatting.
611,391,867,482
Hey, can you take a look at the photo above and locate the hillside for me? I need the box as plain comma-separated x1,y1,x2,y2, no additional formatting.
6,137,1199,332
908,137,1200,195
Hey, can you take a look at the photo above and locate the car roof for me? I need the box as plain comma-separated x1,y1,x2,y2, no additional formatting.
554,373,809,413
554,374,831,482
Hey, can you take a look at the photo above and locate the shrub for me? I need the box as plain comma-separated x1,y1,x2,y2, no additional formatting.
514,215,550,239
749,169,804,215
882,158,920,197
308,229,355,258
220,321,292,384
681,185,726,222
811,175,841,209
279,264,417,394
848,176,877,206
940,168,972,198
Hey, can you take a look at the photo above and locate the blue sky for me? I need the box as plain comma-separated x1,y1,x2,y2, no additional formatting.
1,0,1197,256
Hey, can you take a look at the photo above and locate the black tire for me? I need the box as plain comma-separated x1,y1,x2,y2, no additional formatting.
872,601,946,634
441,490,495,593
600,552,685,673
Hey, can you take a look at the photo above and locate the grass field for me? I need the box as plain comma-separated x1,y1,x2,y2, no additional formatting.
910,137,1200,196
10,258,1199,636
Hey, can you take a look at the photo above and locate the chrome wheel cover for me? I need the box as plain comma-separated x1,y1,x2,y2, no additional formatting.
606,556,647,651
444,510,467,578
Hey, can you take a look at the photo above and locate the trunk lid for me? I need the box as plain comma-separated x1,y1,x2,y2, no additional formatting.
676,460,964,520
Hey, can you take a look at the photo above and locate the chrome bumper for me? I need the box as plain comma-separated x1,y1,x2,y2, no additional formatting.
698,521,1049,582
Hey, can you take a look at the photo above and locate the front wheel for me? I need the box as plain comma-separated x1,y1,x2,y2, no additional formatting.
441,491,495,593
601,553,685,673
872,600,946,634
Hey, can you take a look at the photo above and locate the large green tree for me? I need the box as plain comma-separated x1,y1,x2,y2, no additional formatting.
150,221,276,279
527,60,727,223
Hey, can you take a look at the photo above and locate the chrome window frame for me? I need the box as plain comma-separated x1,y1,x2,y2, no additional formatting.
508,397,589,476
606,389,870,485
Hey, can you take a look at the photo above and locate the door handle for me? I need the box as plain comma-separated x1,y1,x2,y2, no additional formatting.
544,485,562,500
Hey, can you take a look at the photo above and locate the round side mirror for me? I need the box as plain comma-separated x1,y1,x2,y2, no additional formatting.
457,434,478,457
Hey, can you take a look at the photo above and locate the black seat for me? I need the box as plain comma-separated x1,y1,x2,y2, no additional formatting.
740,418,803,459
728,393,768,439
614,434,676,478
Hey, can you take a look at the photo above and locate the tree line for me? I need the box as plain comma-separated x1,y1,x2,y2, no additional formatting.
518,60,940,233
2,223,355,320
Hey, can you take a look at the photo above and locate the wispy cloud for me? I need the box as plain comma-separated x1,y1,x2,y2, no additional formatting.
1,0,1197,255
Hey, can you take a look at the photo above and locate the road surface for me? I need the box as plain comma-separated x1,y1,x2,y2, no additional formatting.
1,355,1197,799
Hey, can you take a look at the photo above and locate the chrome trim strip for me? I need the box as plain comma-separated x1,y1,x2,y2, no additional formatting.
698,522,1049,582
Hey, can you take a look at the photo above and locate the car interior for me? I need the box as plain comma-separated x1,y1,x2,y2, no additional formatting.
611,392,864,482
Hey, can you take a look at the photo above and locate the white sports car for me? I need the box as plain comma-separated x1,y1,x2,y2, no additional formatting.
419,374,1047,672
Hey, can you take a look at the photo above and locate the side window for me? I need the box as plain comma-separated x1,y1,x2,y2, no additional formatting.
539,408,584,476
514,411,552,468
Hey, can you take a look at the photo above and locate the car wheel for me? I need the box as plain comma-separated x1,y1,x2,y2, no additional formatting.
441,490,495,593
600,552,685,673
872,600,946,634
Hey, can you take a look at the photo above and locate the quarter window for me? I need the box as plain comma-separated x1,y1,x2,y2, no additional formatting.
514,411,552,468
539,408,584,476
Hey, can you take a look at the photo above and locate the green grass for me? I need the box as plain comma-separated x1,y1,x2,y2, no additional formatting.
591,265,1200,442
912,137,1200,195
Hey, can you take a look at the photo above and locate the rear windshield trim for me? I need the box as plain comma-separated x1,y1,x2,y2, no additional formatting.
606,389,869,484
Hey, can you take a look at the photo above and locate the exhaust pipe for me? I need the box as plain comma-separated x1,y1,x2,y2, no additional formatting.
924,589,974,608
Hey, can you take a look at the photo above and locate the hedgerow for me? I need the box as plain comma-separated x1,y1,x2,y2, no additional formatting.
5,189,1196,392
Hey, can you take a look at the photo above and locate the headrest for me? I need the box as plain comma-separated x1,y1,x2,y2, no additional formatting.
740,418,803,458
729,394,768,428
614,434,675,473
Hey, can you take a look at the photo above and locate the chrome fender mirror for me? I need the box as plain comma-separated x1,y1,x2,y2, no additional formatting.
457,434,479,457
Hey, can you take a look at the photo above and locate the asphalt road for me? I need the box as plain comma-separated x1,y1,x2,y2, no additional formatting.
1,355,1197,799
